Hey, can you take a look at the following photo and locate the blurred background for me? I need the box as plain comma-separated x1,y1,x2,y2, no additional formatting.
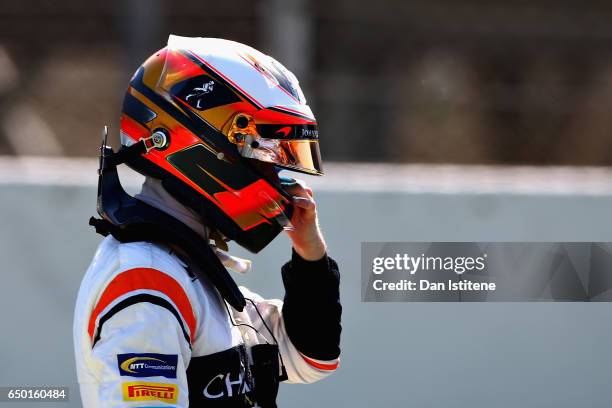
4,0,612,164
2,1,612,408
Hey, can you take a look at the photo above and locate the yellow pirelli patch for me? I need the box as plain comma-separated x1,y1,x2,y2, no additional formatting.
122,381,178,403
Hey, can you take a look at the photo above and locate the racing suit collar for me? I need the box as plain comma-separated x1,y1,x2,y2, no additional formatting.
136,177,209,240
135,177,251,274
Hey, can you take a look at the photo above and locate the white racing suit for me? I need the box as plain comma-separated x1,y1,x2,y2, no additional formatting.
73,235,341,407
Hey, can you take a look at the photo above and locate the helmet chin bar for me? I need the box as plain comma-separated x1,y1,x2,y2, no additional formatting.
257,189,294,231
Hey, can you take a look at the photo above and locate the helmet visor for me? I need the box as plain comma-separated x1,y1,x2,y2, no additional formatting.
235,121,323,176
240,137,322,176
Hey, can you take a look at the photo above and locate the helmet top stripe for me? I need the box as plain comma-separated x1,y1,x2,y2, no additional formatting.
183,50,264,110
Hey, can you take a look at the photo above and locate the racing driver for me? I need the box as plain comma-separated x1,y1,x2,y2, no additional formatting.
73,35,341,407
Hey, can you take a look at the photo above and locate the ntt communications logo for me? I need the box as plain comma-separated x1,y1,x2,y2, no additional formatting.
117,353,178,379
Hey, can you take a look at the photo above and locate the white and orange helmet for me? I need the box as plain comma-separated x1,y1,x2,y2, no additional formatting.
119,35,322,252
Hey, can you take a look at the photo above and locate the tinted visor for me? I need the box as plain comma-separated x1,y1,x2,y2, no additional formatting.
239,124,323,176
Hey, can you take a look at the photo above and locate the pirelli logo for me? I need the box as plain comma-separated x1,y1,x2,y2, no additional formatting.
122,382,178,403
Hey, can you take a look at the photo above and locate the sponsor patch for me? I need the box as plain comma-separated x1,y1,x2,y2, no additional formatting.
122,382,178,403
117,353,178,378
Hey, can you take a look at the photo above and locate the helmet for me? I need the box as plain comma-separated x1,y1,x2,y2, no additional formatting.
119,35,323,253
